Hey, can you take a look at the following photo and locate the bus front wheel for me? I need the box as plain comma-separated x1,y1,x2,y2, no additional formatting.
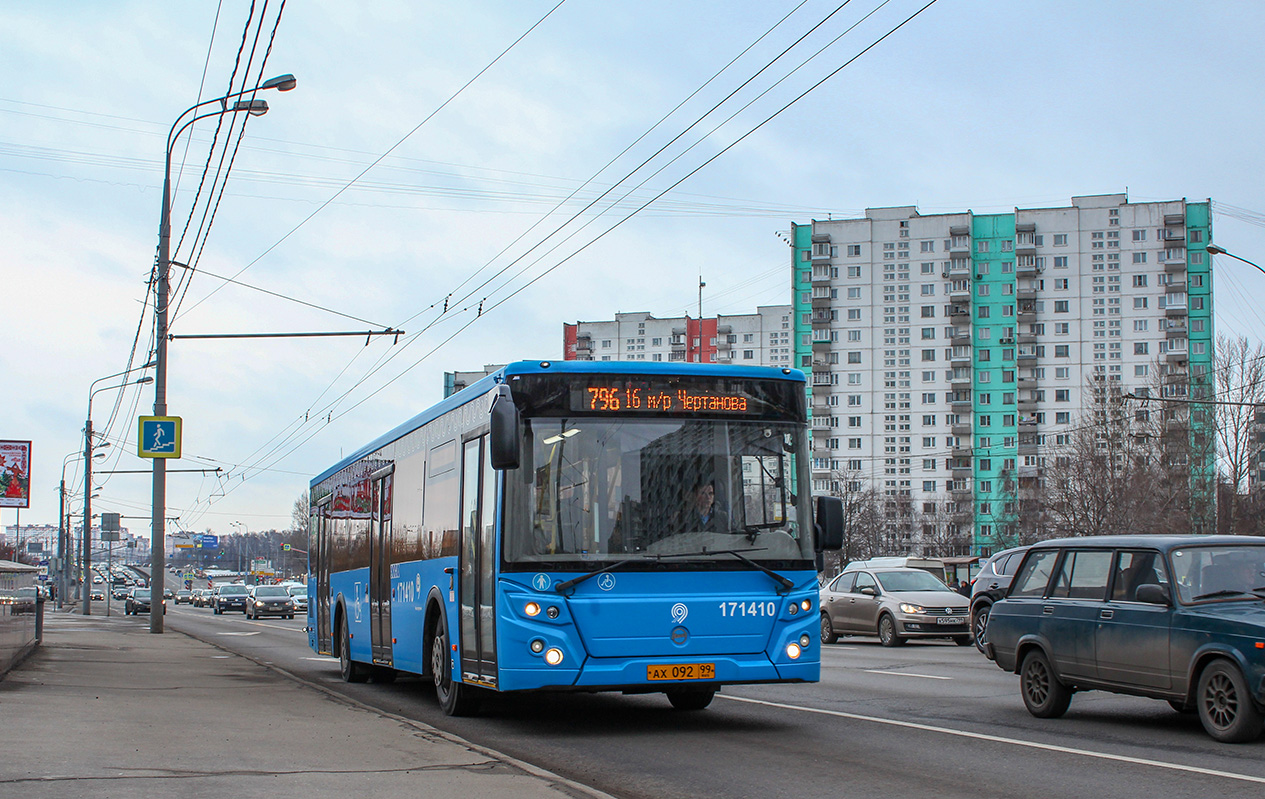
667,689,715,711
431,615,481,716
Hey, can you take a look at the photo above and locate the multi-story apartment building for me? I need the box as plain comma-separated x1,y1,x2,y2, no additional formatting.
563,307,793,366
793,194,1214,555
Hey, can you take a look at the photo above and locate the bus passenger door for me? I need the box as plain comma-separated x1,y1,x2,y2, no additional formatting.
369,468,394,665
315,497,332,655
459,436,498,686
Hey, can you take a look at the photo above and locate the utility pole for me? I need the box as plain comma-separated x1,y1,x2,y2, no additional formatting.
697,275,706,363
82,419,93,615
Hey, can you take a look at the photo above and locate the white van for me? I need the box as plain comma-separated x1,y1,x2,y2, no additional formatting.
841,556,947,585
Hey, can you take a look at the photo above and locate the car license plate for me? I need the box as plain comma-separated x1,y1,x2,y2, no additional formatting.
647,663,715,681
936,616,964,625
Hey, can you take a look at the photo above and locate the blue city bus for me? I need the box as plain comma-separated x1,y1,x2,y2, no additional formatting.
307,360,826,715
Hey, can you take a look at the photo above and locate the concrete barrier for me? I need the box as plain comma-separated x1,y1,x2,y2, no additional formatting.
0,560,41,677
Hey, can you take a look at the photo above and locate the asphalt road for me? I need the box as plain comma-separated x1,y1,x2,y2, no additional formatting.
152,603,1265,799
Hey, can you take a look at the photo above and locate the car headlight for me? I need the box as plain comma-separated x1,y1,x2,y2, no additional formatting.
255,601,265,607
898,603,924,614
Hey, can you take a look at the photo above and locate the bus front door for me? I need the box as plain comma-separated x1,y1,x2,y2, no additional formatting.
369,469,394,666
459,436,498,687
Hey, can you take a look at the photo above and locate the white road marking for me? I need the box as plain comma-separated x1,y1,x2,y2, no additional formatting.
302,656,335,661
216,631,261,636
864,669,952,680
720,695,1265,785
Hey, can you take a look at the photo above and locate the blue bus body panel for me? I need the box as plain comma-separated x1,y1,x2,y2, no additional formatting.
387,556,458,674
495,569,820,692
329,567,371,662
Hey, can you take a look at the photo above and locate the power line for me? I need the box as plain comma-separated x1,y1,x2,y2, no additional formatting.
173,0,569,326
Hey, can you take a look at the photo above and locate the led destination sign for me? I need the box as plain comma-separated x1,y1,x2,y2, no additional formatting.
509,372,805,421
583,386,748,413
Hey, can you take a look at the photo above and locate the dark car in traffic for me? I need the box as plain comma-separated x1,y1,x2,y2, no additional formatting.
212,584,249,614
125,588,164,615
246,585,297,619
985,535,1265,743
970,545,1030,653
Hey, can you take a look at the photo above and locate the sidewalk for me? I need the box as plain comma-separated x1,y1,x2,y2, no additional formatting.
0,609,611,799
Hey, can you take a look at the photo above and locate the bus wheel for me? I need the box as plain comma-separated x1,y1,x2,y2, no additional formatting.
667,689,715,711
338,615,367,683
431,615,480,716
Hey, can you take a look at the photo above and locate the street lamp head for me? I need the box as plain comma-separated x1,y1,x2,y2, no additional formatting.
232,99,269,117
136,376,155,385
260,73,297,92
1206,244,1226,255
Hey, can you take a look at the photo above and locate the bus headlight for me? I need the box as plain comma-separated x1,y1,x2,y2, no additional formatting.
800,599,812,612
530,639,545,654
788,603,798,615
544,647,564,666
525,601,541,617
799,634,812,649
786,642,802,659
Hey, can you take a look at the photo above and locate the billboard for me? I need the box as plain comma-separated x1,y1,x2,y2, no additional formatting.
0,440,31,508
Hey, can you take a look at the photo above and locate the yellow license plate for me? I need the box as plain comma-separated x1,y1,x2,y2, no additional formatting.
647,663,716,681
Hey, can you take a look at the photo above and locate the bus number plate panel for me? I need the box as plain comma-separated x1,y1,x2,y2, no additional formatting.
647,663,715,681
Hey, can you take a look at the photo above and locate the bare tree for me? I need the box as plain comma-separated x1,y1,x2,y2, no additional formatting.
1215,336,1265,533
1043,376,1164,537
917,494,972,557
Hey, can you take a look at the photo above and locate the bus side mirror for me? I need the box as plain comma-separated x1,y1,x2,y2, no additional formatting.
815,495,844,552
489,384,521,470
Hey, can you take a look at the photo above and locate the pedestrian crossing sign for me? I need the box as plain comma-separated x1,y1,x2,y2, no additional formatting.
138,416,182,459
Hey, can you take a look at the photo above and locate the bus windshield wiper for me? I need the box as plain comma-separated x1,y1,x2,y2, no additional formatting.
554,547,794,595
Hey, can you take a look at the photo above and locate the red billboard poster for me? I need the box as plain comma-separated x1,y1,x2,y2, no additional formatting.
0,440,32,508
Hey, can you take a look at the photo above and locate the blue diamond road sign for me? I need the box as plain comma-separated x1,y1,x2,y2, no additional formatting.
138,416,182,459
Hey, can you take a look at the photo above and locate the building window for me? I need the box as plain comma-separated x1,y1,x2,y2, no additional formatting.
848,352,862,364
847,244,862,257
1053,233,1067,246
1055,389,1070,402
1055,345,1069,357
1133,297,1148,310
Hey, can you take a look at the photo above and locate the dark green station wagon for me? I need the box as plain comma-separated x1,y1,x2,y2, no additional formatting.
985,535,1265,743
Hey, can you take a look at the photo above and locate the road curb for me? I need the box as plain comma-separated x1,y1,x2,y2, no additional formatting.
167,619,619,799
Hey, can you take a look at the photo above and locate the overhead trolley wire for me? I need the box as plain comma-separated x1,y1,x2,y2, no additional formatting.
172,0,570,327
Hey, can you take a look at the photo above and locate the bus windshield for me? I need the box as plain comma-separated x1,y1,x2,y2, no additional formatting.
503,417,813,567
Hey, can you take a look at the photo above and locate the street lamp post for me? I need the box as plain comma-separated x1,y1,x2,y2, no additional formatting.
83,374,153,615
56,451,79,609
151,74,295,634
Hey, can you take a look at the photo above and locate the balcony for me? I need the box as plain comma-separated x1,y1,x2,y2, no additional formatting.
952,465,973,480
575,337,593,352
950,395,973,411
1163,254,1188,273
1016,256,1039,276
1019,415,1037,428
812,435,831,452
951,327,971,342
947,257,971,275
948,305,971,319
950,372,972,388
812,416,832,433
1161,230,1187,246
1165,302,1188,318
812,266,832,284
1016,347,1037,363
715,324,732,335
1165,321,1188,338
811,309,832,326
950,349,972,366
1164,212,1185,227
1018,395,1038,411
949,283,972,302
669,336,686,350
1017,332,1037,345
812,393,832,412
812,372,833,387
952,422,971,438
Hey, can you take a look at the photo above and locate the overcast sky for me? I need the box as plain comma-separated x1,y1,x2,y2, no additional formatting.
3,0,1264,540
